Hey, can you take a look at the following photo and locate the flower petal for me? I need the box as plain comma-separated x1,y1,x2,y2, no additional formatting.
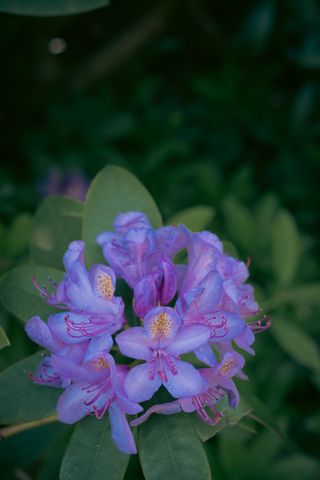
48,312,94,343
63,241,85,272
144,307,182,341
133,276,158,318
194,343,218,367
113,211,151,234
84,332,113,362
234,325,255,354
25,316,62,352
217,351,245,378
89,265,116,300
164,360,207,398
57,384,89,424
159,259,178,305
130,401,182,427
204,311,245,341
166,325,211,356
116,327,151,360
109,403,137,454
51,354,92,383
124,363,161,402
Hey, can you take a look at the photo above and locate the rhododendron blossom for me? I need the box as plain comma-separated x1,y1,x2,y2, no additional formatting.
25,211,270,454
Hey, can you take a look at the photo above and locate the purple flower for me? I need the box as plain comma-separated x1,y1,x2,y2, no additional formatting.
24,209,269,454
176,227,261,365
116,306,211,402
49,351,141,454
131,351,245,428
31,241,125,345
97,212,186,317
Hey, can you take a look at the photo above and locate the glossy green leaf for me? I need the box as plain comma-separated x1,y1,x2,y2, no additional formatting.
0,352,60,424
167,206,215,231
271,210,300,285
138,413,211,480
0,265,64,322
83,165,162,266
191,397,252,442
0,0,110,16
60,415,130,480
30,196,83,270
0,325,10,349
272,317,320,375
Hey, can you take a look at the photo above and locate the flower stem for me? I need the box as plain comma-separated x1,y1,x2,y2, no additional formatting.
0,414,57,439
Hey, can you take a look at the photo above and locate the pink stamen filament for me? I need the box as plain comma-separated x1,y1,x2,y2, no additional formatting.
64,314,108,338
248,315,271,334
192,386,225,426
204,315,228,339
148,350,178,382
81,379,114,419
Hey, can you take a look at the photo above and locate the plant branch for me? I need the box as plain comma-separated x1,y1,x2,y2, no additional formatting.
0,414,57,440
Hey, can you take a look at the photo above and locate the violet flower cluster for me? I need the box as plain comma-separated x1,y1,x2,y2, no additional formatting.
25,212,269,454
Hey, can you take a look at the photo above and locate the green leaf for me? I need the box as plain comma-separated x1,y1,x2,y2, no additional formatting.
60,416,130,480
5,212,32,257
191,397,252,442
83,165,162,266
0,0,110,16
138,413,211,480
0,352,60,424
271,210,300,285
271,317,320,375
167,206,215,232
0,325,10,349
222,197,255,251
0,265,64,322
30,196,83,270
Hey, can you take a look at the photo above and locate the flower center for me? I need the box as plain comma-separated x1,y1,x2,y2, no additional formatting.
218,358,235,375
150,311,172,339
96,273,114,300
94,357,109,370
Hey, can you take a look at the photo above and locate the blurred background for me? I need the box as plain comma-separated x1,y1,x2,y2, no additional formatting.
0,0,320,479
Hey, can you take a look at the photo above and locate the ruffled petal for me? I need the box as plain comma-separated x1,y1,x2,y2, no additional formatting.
113,211,151,234
166,325,211,356
164,359,207,398
116,327,151,360
124,363,161,402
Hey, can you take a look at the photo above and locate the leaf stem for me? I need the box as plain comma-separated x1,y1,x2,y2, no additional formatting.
0,414,57,439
